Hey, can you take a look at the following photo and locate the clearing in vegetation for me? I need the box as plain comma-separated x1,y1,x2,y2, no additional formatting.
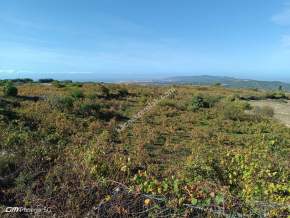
249,100,290,127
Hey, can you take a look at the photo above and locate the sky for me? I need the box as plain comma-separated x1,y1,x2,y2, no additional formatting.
1,0,290,82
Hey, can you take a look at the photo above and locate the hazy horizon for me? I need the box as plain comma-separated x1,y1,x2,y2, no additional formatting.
1,72,290,83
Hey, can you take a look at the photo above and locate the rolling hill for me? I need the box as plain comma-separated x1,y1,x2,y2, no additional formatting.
146,75,290,91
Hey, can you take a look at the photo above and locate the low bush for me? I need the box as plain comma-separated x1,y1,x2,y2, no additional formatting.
3,82,18,97
49,96,75,111
52,81,66,88
70,82,83,87
238,95,264,100
118,88,129,97
74,103,101,117
265,91,288,100
87,92,98,100
221,101,249,121
0,154,17,177
191,94,221,111
99,84,110,98
71,89,84,99
159,99,186,110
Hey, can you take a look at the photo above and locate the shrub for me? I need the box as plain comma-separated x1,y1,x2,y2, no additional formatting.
0,154,17,176
99,84,110,97
265,91,288,100
3,82,18,97
159,99,177,107
241,101,252,110
52,81,65,88
118,88,129,97
222,101,246,121
213,82,222,86
226,94,239,102
75,103,101,117
191,95,205,111
191,94,221,111
70,82,83,87
159,99,187,110
71,89,84,99
0,108,17,121
87,92,98,100
49,96,75,111
238,95,264,100
76,83,83,87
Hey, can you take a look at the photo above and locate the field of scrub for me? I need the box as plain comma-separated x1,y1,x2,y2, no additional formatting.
0,82,289,217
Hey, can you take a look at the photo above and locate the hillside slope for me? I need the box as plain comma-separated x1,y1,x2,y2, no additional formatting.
148,75,290,91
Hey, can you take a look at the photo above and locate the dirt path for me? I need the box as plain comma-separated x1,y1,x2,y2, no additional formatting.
249,100,290,127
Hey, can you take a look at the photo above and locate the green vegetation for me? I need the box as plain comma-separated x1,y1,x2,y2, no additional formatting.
3,82,18,97
0,83,289,217
70,89,85,99
52,80,66,88
191,94,221,111
266,90,288,100
38,78,54,83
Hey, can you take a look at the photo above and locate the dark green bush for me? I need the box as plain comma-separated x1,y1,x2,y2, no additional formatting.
213,82,222,86
191,95,205,111
0,154,17,176
3,82,18,97
265,91,288,100
238,95,264,100
191,94,221,111
118,88,129,97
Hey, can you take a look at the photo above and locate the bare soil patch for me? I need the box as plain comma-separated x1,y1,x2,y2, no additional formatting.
249,100,290,127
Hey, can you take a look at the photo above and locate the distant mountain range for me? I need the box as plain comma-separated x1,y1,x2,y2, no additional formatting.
137,75,290,91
